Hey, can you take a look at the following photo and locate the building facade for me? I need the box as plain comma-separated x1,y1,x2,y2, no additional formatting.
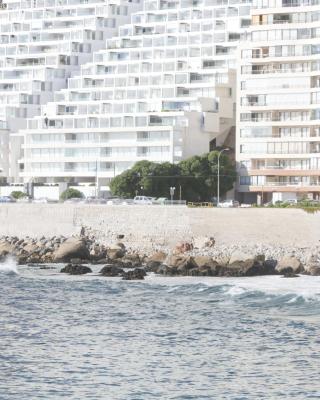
237,0,320,203
19,0,251,188
0,0,142,182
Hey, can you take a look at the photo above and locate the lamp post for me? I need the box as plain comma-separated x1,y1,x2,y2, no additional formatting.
217,148,230,206
95,159,98,198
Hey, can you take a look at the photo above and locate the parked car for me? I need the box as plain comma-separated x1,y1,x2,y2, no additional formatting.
154,197,168,205
63,197,85,204
133,196,153,205
32,197,49,204
218,200,240,208
16,196,31,203
0,196,16,203
84,197,107,204
285,199,298,205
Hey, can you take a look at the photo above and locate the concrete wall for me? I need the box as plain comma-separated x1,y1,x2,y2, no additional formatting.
0,204,319,249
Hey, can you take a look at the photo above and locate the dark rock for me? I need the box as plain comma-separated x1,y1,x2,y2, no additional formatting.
122,268,146,280
263,259,277,274
100,265,124,277
282,271,299,278
17,255,28,265
145,251,167,271
96,258,109,264
218,251,275,277
107,246,125,260
60,264,92,275
122,253,142,268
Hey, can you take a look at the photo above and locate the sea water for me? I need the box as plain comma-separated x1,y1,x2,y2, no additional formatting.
1,261,320,399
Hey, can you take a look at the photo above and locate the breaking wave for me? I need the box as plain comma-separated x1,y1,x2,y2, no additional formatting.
0,257,19,275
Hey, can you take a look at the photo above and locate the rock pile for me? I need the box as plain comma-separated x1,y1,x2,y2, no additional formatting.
1,234,320,278
145,250,320,277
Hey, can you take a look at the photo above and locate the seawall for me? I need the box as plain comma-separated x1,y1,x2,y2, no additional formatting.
0,204,318,250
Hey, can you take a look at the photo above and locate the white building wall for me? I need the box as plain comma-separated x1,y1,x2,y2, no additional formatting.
19,0,251,187
0,0,142,182
237,0,320,203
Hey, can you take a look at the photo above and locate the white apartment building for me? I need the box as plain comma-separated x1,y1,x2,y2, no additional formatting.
19,0,251,188
0,0,142,182
237,0,320,204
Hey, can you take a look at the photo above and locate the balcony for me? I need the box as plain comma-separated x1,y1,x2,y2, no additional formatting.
249,169,320,176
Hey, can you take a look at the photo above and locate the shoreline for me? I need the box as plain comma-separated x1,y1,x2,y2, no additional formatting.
1,233,319,279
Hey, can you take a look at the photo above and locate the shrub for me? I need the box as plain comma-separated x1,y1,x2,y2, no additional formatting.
60,188,84,201
10,190,28,199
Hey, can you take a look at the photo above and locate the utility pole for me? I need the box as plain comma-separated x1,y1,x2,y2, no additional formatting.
217,148,230,205
170,186,175,205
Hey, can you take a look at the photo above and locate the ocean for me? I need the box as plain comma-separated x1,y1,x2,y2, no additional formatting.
1,260,320,399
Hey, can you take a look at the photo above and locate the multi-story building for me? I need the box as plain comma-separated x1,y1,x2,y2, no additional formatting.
19,0,251,188
0,0,142,181
237,0,320,204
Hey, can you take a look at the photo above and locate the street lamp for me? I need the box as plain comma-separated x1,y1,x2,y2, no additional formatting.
217,148,230,206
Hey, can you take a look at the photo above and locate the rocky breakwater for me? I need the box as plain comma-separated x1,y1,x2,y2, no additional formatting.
1,235,320,279
0,235,147,280
144,242,320,278
0,235,97,265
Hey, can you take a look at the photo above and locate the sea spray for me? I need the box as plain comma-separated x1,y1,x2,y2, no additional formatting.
0,256,18,275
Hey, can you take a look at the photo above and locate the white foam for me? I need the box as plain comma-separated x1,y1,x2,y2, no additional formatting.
144,274,320,299
0,256,19,275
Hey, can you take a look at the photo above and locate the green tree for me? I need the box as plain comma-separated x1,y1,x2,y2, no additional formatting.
60,188,84,201
179,151,236,201
110,151,236,201
10,190,28,199
109,168,141,198
110,160,182,198
146,162,181,198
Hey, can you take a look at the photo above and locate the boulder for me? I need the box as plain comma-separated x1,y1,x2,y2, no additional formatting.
166,255,197,275
122,253,141,268
194,237,215,249
219,251,269,277
304,255,320,276
53,238,90,262
107,244,125,260
148,251,167,264
100,265,124,277
0,241,15,257
194,256,216,269
23,243,40,254
275,256,303,274
156,264,176,275
146,251,167,271
122,268,146,280
174,242,193,254
95,258,109,264
60,264,92,275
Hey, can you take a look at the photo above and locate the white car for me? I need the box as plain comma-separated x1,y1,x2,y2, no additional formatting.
133,196,153,205
32,197,48,204
218,200,240,208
